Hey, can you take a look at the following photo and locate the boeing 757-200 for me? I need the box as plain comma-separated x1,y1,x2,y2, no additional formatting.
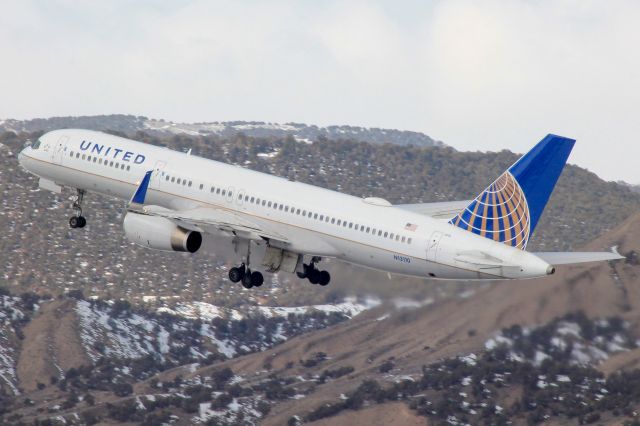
17,130,622,288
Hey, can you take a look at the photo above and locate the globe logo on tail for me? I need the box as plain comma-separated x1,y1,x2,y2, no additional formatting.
450,171,531,249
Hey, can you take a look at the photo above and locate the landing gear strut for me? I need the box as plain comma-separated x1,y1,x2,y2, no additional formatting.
297,257,331,286
228,240,264,289
69,189,87,229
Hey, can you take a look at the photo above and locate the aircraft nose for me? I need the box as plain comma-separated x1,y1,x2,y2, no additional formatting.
18,147,30,170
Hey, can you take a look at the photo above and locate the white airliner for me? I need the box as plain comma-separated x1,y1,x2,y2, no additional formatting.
18,130,622,288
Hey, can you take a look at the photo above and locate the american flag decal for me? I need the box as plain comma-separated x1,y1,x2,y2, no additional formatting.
405,223,418,232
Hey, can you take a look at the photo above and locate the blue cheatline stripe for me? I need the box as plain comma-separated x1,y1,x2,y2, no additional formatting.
131,170,153,204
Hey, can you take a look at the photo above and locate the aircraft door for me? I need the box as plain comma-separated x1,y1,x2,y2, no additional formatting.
153,161,167,187
426,231,443,262
52,136,68,164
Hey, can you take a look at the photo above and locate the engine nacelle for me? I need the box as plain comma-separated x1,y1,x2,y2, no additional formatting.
123,212,202,253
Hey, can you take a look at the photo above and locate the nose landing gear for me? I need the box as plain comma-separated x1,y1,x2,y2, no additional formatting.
69,189,87,229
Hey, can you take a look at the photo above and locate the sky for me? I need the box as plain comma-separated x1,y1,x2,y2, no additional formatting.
1,0,639,182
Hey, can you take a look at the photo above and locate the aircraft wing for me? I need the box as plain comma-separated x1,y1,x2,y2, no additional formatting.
128,171,288,243
395,200,473,219
134,205,289,243
533,251,625,266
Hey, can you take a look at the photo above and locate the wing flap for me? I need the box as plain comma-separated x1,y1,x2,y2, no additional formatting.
534,251,625,265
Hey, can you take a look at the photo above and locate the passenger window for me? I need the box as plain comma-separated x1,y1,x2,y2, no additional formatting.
238,194,242,199
188,181,192,187
261,200,266,206
401,236,406,243
314,213,318,219
331,218,335,224
408,238,412,244
109,161,113,167
390,233,394,239
76,153,80,158
319,215,324,221
229,191,233,197
166,176,169,181
177,178,181,184
284,206,289,212
93,157,97,163
378,230,382,236
210,186,214,192
395,235,400,241
82,154,86,160
217,188,221,194
70,151,74,156
384,232,388,238
337,220,341,226
121,164,125,169
199,184,203,190
127,165,131,171
308,211,312,217
244,195,249,202
222,190,226,196
268,201,272,207
366,227,371,233
171,177,175,183
279,204,284,211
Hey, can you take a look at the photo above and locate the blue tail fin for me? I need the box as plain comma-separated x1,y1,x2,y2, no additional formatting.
449,134,575,249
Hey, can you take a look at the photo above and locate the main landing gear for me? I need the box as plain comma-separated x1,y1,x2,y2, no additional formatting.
69,189,87,229
297,257,331,286
228,239,264,289
228,264,264,289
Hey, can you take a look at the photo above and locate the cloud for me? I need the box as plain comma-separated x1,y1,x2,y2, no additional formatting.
1,1,639,182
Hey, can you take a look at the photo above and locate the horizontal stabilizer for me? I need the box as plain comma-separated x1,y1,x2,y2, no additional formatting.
534,251,625,266
396,200,473,219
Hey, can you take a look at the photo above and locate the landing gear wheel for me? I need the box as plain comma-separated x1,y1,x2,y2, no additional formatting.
77,216,86,228
308,269,321,285
229,266,244,283
251,271,264,287
242,270,254,289
69,216,79,229
318,271,331,286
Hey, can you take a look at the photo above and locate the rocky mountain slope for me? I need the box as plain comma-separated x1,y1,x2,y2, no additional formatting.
1,124,640,424
0,115,443,148
2,213,640,425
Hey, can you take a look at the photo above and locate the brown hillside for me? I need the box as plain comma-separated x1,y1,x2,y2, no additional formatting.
309,402,429,426
196,212,640,424
16,299,90,392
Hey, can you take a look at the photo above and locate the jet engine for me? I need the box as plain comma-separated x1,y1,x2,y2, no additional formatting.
123,212,202,253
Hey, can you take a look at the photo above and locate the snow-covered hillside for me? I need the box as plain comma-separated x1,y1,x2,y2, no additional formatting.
0,115,444,148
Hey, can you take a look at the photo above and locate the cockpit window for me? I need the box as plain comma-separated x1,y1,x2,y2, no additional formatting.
31,140,41,149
